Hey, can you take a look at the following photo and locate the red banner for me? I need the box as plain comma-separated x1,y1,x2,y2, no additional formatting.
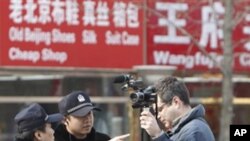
0,0,144,69
2,0,250,71
147,0,250,71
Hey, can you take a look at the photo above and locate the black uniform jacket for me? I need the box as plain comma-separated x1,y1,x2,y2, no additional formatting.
54,124,111,141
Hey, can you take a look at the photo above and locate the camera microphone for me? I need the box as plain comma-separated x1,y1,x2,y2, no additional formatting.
113,75,130,83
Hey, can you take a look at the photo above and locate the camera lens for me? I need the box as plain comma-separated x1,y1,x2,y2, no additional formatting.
130,92,144,103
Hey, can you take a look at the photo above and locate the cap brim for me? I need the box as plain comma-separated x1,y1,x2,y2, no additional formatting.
70,106,101,117
47,113,63,123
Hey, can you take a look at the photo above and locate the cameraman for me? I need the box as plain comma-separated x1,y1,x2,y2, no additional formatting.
139,76,215,141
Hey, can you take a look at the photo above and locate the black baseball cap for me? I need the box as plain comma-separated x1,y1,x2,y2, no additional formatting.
14,103,63,132
58,91,100,117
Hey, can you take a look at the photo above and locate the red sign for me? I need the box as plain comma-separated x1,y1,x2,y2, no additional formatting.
0,0,144,69
147,0,250,71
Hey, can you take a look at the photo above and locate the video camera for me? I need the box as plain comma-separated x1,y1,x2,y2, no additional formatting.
113,74,157,109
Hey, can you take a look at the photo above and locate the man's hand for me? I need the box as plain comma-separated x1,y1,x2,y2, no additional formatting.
140,110,162,138
109,134,130,141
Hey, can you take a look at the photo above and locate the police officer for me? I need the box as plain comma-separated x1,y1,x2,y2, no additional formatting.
14,103,63,141
54,90,129,141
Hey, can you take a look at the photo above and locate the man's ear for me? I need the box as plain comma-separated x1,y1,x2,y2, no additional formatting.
34,130,42,140
172,96,182,107
63,116,69,125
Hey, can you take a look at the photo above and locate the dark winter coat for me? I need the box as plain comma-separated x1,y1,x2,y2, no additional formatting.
54,124,110,141
154,104,215,141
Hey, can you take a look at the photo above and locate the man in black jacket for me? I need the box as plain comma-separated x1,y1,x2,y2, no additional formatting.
54,90,129,141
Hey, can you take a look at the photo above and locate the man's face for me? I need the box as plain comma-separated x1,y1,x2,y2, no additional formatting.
66,111,94,138
35,123,55,141
157,95,177,130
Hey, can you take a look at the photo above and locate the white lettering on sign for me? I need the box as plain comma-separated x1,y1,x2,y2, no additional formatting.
82,30,97,44
96,1,110,26
9,26,24,42
106,30,121,45
24,27,51,45
51,0,65,25
9,0,141,28
122,31,139,45
113,2,126,27
9,27,76,45
52,29,76,44
24,0,38,24
9,0,23,23
154,2,190,44
127,2,139,28
38,0,51,24
199,2,225,49
82,0,96,26
153,51,223,69
105,31,139,46
9,47,40,63
41,48,67,64
8,47,68,64
9,0,69,25
65,0,79,25
112,2,140,28
243,14,250,51
239,53,250,67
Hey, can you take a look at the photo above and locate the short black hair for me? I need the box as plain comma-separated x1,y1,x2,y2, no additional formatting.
155,76,190,105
